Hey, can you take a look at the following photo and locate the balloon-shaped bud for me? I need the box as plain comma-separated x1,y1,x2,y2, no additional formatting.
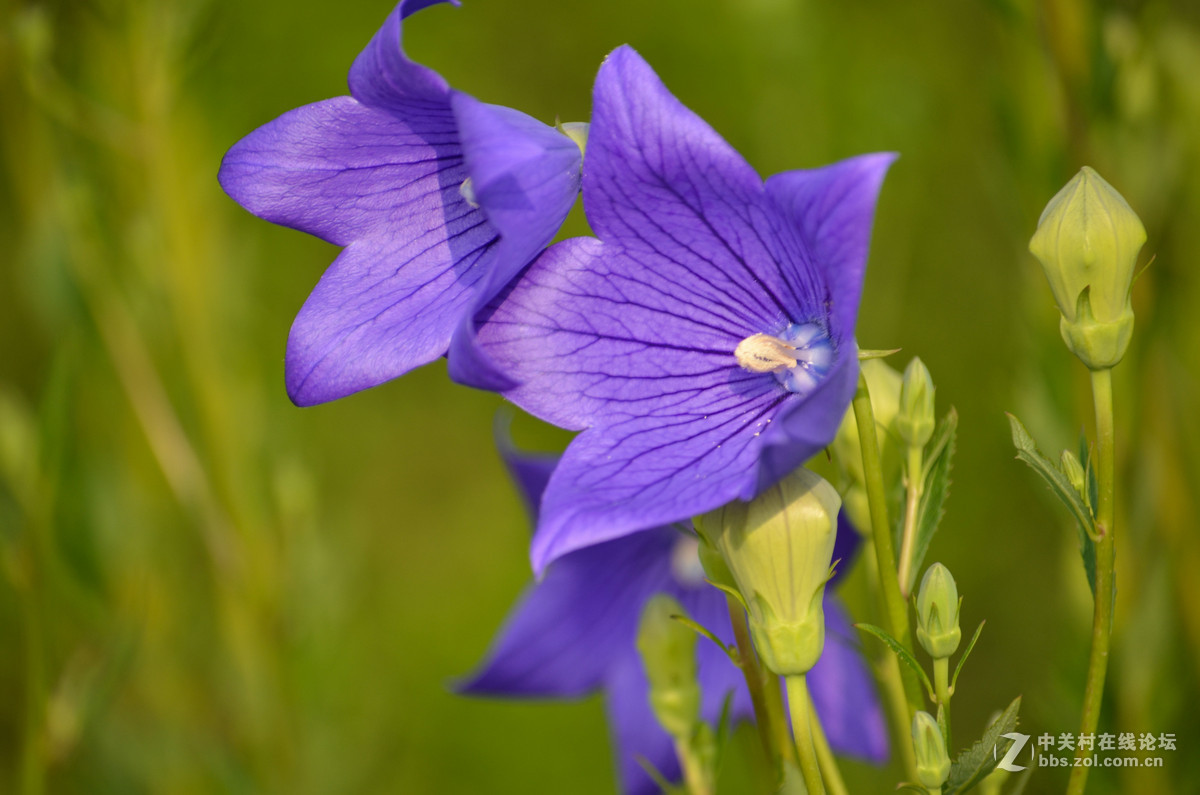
897,356,936,449
636,594,700,739
912,711,951,789
916,562,962,660
702,468,840,676
1029,167,1145,369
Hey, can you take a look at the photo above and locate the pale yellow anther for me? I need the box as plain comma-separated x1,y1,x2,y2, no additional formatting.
735,333,798,373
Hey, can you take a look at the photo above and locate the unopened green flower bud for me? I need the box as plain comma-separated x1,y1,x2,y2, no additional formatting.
916,563,961,660
637,594,701,739
831,358,903,531
702,468,840,676
896,356,936,449
1029,166,1145,369
912,711,951,789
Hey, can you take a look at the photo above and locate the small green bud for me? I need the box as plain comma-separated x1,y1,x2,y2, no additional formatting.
1029,166,1145,369
1060,449,1090,509
896,356,936,449
912,711,951,789
831,358,903,531
637,594,701,739
702,468,840,676
916,563,961,660
557,121,590,156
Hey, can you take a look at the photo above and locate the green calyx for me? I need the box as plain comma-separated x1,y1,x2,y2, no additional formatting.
915,563,962,660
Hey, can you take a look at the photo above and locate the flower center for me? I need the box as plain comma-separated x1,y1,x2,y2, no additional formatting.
670,536,707,588
734,323,833,395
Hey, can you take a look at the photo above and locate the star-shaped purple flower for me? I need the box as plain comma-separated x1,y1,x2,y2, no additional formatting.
470,46,895,571
219,0,582,405
460,443,887,795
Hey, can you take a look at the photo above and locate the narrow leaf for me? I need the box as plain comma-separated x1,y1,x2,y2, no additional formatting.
1076,432,1098,594
951,620,986,692
855,623,934,699
634,755,682,794
907,407,958,591
1006,413,1098,594
858,348,902,360
671,614,737,663
944,696,1022,794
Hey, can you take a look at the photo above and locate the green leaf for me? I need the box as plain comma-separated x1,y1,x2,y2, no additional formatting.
906,407,958,592
855,623,934,699
634,755,681,794
858,347,903,360
944,696,1022,794
951,620,986,692
670,614,738,663
1006,413,1098,594
713,692,734,770
1076,432,1098,594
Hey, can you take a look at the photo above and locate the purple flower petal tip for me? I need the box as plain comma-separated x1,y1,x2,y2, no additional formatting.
220,0,580,405
475,45,894,567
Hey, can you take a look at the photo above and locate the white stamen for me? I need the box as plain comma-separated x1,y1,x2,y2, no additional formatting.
735,333,798,373
459,177,479,208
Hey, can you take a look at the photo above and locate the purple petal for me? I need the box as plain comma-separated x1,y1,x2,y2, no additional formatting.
218,97,462,247
284,192,497,405
584,46,827,326
494,420,559,527
605,653,682,795
529,386,784,571
753,346,859,493
458,529,678,698
445,94,583,390
809,599,889,763
347,0,457,109
764,153,896,339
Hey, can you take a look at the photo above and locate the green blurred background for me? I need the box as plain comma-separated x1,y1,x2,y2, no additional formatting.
2,0,1199,792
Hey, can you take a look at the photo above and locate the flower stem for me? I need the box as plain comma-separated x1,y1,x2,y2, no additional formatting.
897,445,924,597
933,656,952,747
1067,367,1117,795
785,675,826,795
810,700,849,795
852,373,923,714
674,738,713,795
726,595,792,765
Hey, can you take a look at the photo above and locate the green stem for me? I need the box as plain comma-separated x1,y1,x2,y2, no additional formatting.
897,445,924,597
785,675,826,795
726,595,791,765
933,656,952,748
674,737,713,795
1067,368,1117,795
852,374,924,714
810,699,849,795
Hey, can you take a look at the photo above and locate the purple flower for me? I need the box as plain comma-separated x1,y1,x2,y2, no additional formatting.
219,0,582,405
471,46,895,571
460,443,887,795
